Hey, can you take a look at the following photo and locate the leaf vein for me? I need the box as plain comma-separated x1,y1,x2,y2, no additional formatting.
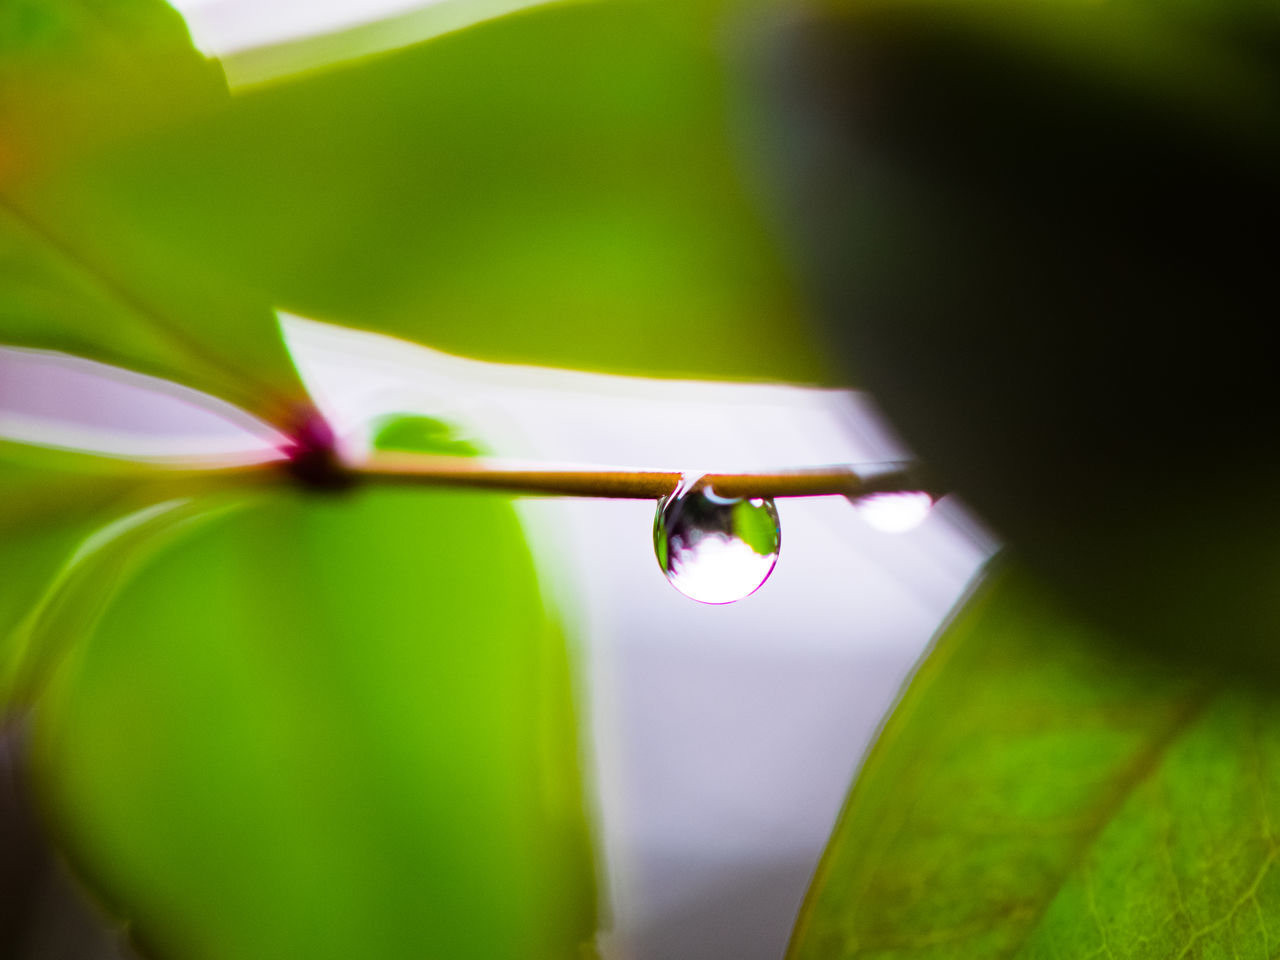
1005,691,1214,960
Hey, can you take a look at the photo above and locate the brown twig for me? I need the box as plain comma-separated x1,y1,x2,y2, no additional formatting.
357,452,940,501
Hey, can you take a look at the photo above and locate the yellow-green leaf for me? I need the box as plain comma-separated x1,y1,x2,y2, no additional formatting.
0,439,208,705
1,0,305,420
85,0,833,385
30,485,596,960
792,564,1280,960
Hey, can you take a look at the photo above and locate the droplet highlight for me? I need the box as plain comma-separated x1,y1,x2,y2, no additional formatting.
654,476,781,604
853,491,934,533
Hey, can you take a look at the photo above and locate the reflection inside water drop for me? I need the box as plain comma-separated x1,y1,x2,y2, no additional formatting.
853,491,934,533
654,477,780,604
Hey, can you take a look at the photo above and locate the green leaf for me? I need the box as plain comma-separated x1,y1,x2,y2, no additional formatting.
30,485,596,960
2,496,216,716
0,0,305,420
372,414,484,457
0,440,210,705
87,0,833,385
790,563,1280,959
731,497,780,556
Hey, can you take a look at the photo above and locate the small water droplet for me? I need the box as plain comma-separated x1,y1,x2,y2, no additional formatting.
654,475,781,604
853,491,934,533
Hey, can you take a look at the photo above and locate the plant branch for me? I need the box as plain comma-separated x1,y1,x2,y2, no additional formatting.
357,452,940,501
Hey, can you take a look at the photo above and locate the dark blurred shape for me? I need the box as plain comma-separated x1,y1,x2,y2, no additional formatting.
280,407,353,491
759,0,1280,673
1,728,139,960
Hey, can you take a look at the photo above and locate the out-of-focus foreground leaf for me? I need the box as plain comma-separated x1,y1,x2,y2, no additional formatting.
0,440,213,708
0,0,304,420
29,486,596,960
86,0,831,385
761,0,1280,671
791,565,1280,960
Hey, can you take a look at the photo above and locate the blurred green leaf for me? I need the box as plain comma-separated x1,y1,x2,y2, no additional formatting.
791,564,1280,959
0,440,210,706
372,414,484,457
2,496,215,717
0,0,305,420
90,0,832,385
30,485,596,960
731,497,779,556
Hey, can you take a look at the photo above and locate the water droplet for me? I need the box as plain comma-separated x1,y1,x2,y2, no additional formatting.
654,476,781,604
852,491,934,533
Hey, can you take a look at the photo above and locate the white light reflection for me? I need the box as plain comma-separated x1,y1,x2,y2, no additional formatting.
854,491,935,534
172,0,550,87
665,534,779,605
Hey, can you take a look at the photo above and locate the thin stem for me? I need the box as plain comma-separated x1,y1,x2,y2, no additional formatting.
358,451,940,501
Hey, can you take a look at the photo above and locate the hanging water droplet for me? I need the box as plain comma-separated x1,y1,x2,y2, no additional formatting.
654,476,781,604
852,491,934,533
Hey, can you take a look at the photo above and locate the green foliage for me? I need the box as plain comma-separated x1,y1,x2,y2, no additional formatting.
730,498,780,556
6,0,1278,956
791,566,1280,960
0,441,211,704
372,415,484,457
4,1,650,952
0,442,151,639
75,0,831,385
29,486,595,960
0,0,304,418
